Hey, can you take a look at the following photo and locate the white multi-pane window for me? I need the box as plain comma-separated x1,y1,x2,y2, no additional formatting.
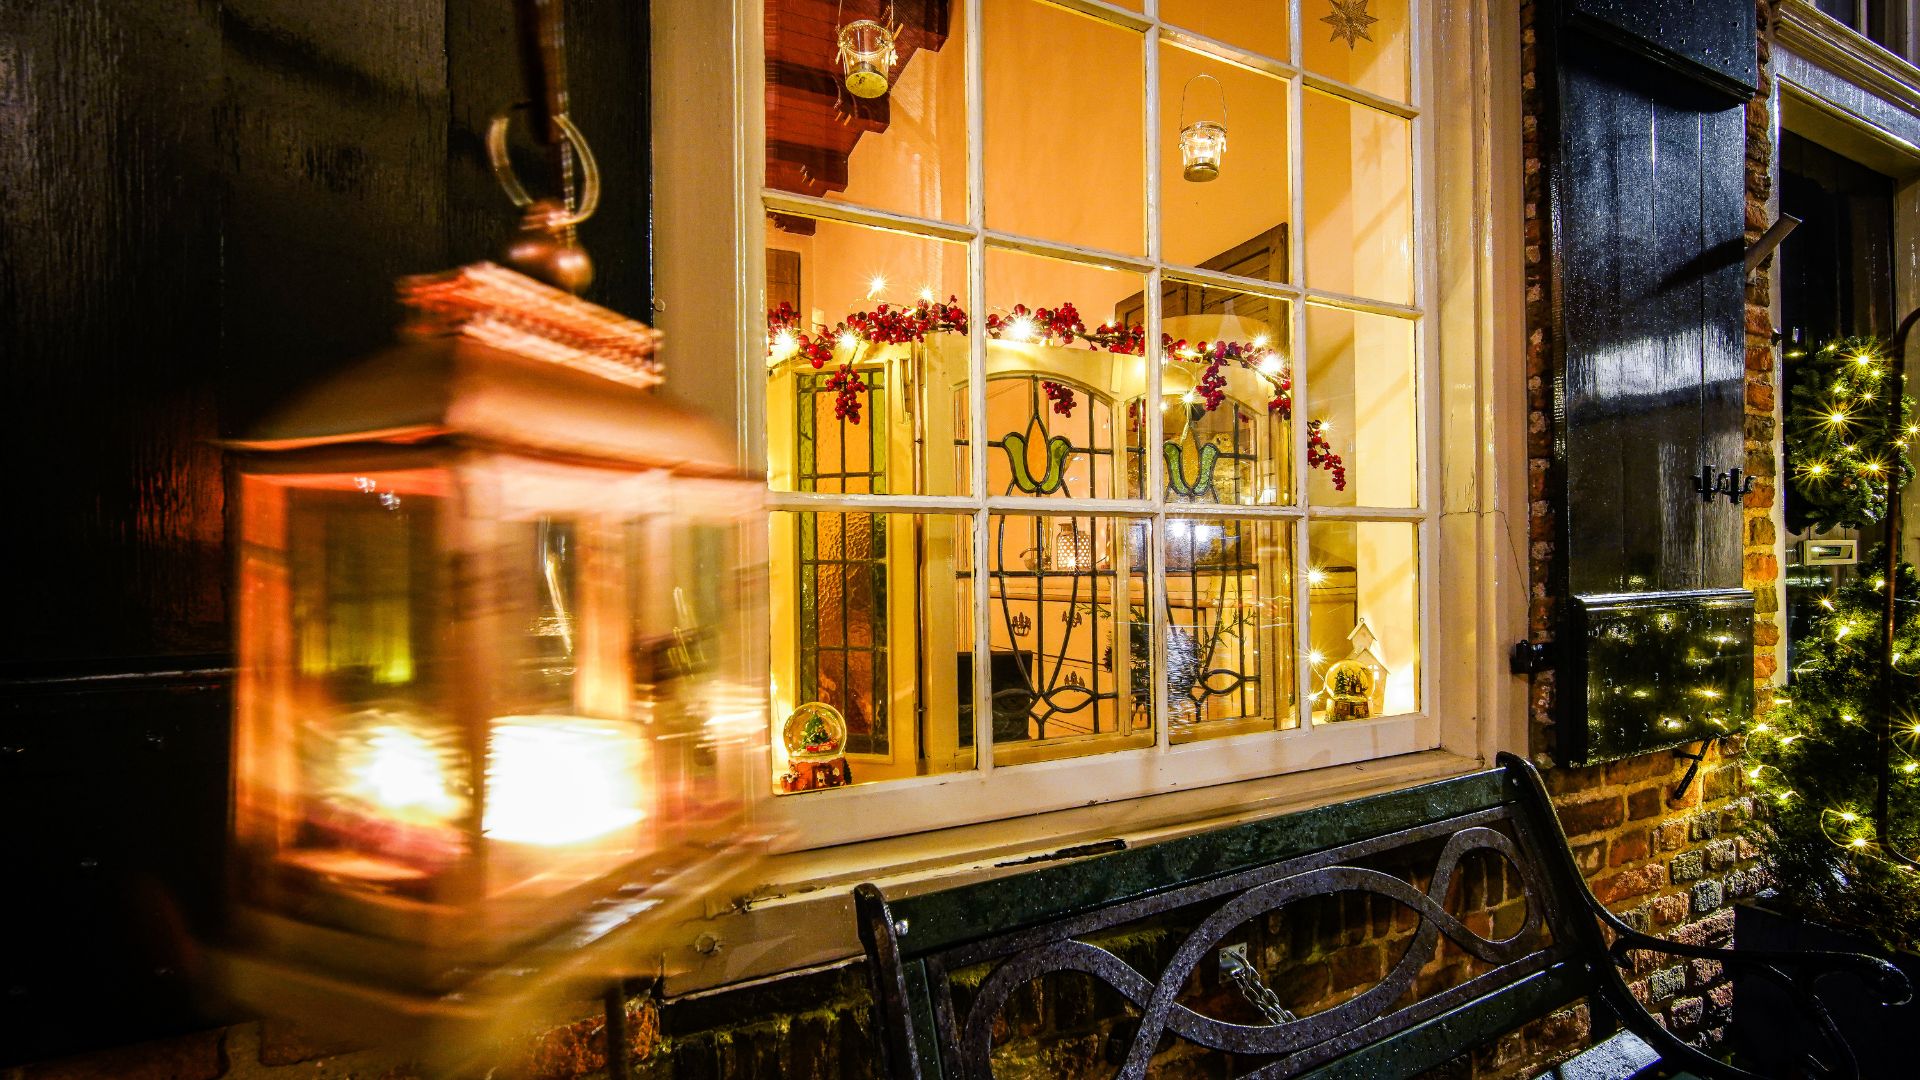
742,0,1459,845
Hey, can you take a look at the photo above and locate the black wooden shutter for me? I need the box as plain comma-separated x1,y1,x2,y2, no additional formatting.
1544,0,1760,764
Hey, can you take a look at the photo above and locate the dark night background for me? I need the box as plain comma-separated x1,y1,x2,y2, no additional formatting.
0,1,651,1063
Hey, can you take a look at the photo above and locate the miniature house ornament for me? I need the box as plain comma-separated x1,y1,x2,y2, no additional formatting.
1324,618,1390,720
220,263,768,1057
1178,73,1229,183
837,3,900,100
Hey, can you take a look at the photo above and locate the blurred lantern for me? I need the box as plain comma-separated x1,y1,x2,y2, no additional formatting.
837,3,900,99
219,262,768,1057
1178,74,1229,183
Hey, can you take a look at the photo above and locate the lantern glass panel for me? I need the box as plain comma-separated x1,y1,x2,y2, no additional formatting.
234,469,470,916
481,514,654,901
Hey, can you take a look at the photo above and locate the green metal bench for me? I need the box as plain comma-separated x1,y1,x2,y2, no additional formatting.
854,753,1909,1079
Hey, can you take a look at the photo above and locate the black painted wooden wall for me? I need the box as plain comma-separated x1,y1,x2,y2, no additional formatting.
0,0,650,1063
1543,0,1759,764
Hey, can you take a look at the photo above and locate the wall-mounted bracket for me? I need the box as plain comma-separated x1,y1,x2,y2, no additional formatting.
1745,213,1801,277
1509,641,1553,676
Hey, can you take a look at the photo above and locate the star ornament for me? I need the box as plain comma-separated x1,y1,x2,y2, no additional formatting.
1322,0,1379,49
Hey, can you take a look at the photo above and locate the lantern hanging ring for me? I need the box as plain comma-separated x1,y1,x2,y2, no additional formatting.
1178,73,1229,131
1178,74,1229,183
486,106,602,228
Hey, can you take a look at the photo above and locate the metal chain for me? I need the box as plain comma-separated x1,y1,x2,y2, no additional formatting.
1219,948,1298,1026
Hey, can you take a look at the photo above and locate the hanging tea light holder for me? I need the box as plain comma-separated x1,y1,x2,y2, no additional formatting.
837,2,901,100
1178,74,1229,183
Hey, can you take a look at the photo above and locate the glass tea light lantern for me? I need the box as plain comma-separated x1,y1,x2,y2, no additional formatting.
1178,74,1229,183
836,5,899,99
220,262,768,1051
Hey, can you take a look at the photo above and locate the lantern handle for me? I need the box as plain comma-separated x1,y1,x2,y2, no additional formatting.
486,105,602,228
1179,73,1228,129
836,0,898,27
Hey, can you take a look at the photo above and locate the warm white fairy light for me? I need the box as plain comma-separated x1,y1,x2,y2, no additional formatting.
1306,566,1328,587
918,286,936,304
1007,314,1038,342
837,330,860,353
770,329,799,361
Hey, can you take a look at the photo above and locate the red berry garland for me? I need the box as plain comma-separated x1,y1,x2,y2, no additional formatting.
1039,380,1076,416
1306,420,1346,492
767,298,1347,488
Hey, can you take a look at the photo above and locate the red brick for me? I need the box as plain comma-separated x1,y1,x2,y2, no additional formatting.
1627,787,1663,821
1592,864,1665,905
1555,795,1625,837
1609,829,1651,867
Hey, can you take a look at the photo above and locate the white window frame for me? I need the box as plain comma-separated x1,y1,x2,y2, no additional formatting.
651,0,1528,859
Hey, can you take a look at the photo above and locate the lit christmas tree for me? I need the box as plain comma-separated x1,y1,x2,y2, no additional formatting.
1757,331,1920,952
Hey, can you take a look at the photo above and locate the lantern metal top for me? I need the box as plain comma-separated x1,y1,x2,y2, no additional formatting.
230,263,745,478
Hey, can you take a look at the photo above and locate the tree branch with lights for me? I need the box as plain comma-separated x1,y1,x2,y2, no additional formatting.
1785,336,1916,531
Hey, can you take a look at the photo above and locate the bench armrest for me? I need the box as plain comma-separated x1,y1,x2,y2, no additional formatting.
1499,752,1911,1080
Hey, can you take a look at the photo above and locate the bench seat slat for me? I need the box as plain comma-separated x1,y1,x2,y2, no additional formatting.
1536,1030,1672,1080
1287,961,1596,1080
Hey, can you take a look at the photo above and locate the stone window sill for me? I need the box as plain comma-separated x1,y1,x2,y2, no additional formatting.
660,748,1482,996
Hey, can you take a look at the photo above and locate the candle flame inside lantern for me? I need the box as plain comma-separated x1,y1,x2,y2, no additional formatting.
341,721,467,827
483,717,646,846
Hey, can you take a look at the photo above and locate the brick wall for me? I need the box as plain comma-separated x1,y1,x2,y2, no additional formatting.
6,3,1789,1079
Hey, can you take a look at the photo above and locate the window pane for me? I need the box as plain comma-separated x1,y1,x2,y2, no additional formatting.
1307,521,1418,721
1161,0,1289,61
986,513,1151,764
1301,0,1410,103
1302,89,1412,304
1303,303,1415,507
984,0,1145,255
1159,44,1291,272
766,213,970,496
771,511,976,792
1145,283,1294,505
977,247,1148,501
764,0,968,223
1165,515,1297,742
